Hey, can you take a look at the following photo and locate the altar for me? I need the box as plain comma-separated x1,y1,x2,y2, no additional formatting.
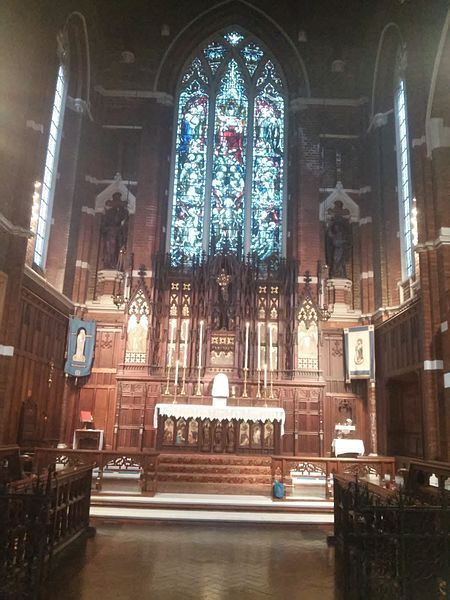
154,403,285,454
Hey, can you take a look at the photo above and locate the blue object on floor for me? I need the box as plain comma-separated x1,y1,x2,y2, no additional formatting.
273,480,285,499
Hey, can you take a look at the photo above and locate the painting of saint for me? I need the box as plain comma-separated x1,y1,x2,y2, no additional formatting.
73,328,86,362
187,420,198,445
251,423,262,448
239,421,250,447
264,421,274,448
175,419,187,445
163,418,174,444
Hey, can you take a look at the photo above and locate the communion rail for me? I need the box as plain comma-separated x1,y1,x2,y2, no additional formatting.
34,448,159,495
0,455,93,600
332,474,449,600
271,455,396,498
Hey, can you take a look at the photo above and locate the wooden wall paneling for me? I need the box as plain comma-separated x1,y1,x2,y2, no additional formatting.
280,387,295,453
115,381,147,450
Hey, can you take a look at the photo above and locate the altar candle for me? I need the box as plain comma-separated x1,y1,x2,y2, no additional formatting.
174,359,180,387
269,325,273,371
198,320,204,369
244,322,249,370
183,320,190,367
168,320,175,367
264,363,268,389
257,322,262,371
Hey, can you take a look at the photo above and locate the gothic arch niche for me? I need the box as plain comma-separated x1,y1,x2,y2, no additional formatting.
125,287,151,364
167,26,287,266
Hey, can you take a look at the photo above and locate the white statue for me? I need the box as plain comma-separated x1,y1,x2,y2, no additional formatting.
212,372,229,407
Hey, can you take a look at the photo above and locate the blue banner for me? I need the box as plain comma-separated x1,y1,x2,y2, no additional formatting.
344,325,375,383
64,317,96,377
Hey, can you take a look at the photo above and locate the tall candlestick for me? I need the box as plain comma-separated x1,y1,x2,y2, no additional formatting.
198,320,204,369
269,325,273,371
183,320,190,368
257,322,262,371
174,359,180,388
264,363,268,389
244,322,249,370
168,320,175,367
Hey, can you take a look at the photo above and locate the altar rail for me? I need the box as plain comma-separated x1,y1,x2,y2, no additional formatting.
271,455,396,498
34,449,159,495
332,474,449,600
1,463,93,599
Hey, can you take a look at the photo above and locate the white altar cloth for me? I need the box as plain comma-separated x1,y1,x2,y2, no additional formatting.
332,438,365,457
154,403,285,435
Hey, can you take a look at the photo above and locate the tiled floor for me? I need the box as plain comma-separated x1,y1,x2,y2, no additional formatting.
44,522,336,600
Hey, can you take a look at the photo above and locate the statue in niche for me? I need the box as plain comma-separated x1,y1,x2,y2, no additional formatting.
101,192,129,269
213,421,223,452
226,422,235,453
326,200,352,278
201,419,211,452
212,268,235,331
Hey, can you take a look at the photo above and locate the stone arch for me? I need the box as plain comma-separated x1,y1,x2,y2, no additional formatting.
154,0,310,98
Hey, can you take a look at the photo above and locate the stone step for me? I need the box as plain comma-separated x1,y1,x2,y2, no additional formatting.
159,453,272,467
157,472,273,484
158,463,271,475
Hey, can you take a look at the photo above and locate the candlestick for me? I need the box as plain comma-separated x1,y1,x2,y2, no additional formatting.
183,320,189,368
196,320,204,396
264,363,268,389
257,322,262,371
174,359,179,387
244,321,249,370
269,325,273,371
198,320,204,369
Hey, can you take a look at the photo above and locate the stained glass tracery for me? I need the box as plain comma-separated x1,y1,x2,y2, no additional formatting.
170,31,285,265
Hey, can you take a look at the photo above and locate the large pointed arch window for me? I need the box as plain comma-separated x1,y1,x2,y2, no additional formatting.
394,55,414,279
168,30,285,265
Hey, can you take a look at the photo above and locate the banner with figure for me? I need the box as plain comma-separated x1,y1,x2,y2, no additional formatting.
64,317,96,377
344,325,374,382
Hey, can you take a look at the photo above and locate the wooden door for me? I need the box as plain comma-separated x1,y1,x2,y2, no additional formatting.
114,382,148,450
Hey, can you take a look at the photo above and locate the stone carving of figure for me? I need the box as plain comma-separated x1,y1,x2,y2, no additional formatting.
101,192,129,269
213,421,223,452
226,422,235,453
73,328,86,362
202,420,211,452
326,218,351,278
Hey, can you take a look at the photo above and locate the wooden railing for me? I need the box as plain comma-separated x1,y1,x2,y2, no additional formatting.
34,448,159,495
1,461,93,600
271,455,396,498
332,474,449,599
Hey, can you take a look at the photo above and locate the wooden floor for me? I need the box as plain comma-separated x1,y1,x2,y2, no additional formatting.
44,521,337,600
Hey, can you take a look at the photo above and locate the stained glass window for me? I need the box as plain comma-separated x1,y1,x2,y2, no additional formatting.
34,64,67,267
394,75,414,279
169,30,285,265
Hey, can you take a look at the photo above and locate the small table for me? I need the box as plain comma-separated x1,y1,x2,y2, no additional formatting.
73,429,104,450
332,438,365,457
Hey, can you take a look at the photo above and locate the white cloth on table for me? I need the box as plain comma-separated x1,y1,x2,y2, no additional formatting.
154,403,285,435
332,438,365,456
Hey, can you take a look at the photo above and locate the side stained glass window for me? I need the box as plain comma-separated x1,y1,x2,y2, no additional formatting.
169,30,285,265
394,74,414,279
34,64,67,267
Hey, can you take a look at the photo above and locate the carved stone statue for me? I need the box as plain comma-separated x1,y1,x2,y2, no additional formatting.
101,192,129,269
326,218,351,278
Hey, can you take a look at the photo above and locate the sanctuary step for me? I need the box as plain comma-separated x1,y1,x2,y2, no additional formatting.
90,492,334,525
157,453,273,487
